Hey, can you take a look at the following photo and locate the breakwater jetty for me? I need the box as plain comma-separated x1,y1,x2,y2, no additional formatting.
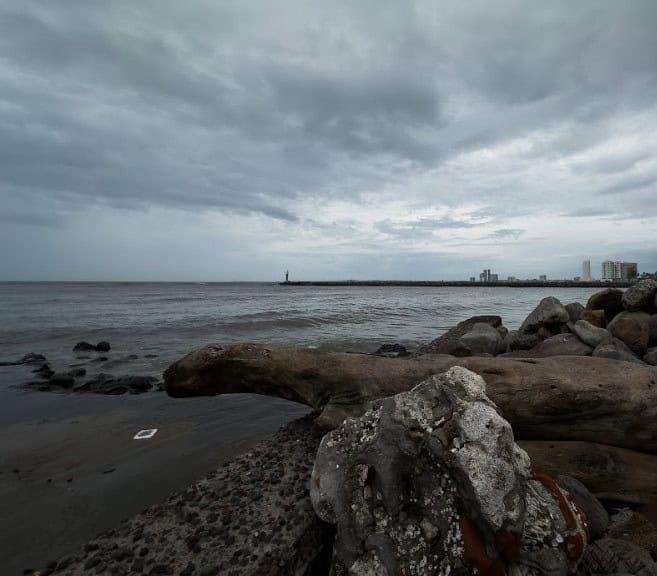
280,280,633,288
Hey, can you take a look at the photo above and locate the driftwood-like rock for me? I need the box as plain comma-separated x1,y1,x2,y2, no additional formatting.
164,344,657,453
310,368,588,576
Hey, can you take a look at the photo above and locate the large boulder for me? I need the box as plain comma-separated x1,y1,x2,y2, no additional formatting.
580,309,606,328
164,344,657,452
649,315,657,346
608,311,651,355
644,347,657,366
522,333,593,357
507,330,541,351
593,338,645,365
459,322,506,356
587,288,624,322
310,367,588,576
622,279,657,312
418,315,502,356
556,475,609,540
571,320,612,348
577,538,657,576
565,302,585,323
518,296,569,336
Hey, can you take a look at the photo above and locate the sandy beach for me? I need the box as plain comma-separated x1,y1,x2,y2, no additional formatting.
0,364,308,574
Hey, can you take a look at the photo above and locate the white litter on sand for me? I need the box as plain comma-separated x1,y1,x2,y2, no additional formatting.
133,429,158,440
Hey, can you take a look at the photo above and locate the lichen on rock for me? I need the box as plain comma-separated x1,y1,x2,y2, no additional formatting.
311,366,589,575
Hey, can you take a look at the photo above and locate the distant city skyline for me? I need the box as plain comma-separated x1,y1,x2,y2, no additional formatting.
1,1,656,281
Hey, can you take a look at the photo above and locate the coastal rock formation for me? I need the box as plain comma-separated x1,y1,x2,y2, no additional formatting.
607,509,657,560
26,372,159,395
577,538,657,576
593,338,645,364
649,315,657,346
501,333,593,357
645,347,657,366
507,330,541,351
622,279,657,312
518,296,569,337
73,341,111,353
310,367,588,575
418,315,503,356
565,302,585,323
580,309,606,328
164,344,657,454
520,441,657,504
556,476,609,540
571,320,612,349
0,352,47,366
373,343,409,358
586,288,623,323
608,311,651,355
459,321,506,356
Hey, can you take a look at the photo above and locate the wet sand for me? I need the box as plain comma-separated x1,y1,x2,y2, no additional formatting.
0,364,308,575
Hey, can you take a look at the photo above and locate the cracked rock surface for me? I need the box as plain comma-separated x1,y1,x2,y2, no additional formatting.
311,366,588,576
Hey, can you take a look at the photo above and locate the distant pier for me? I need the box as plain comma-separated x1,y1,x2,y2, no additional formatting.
279,280,632,288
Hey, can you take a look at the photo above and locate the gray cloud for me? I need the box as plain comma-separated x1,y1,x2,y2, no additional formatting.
1,0,657,279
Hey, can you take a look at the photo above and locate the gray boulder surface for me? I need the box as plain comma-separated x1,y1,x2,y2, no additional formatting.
577,538,657,576
459,321,506,356
587,289,624,322
519,296,569,335
580,308,607,328
47,415,332,576
622,279,657,312
310,367,588,576
566,302,585,323
557,475,609,540
571,320,613,348
418,315,502,356
593,339,645,365
608,311,651,355
645,347,657,366
507,330,541,351
521,333,594,357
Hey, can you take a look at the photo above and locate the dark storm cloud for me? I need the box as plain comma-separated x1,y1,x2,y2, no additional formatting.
1,0,657,279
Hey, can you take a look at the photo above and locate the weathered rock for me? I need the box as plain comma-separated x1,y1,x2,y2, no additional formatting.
67,367,87,378
32,363,54,379
593,339,645,365
623,279,657,312
459,322,506,356
311,367,588,576
74,374,157,395
0,352,47,366
572,320,613,348
507,330,541,351
73,341,97,352
557,475,609,540
519,296,569,335
607,509,657,561
373,343,409,358
577,538,657,576
521,441,657,505
608,311,651,355
645,347,657,366
164,344,657,451
587,289,624,322
49,373,75,388
418,315,502,356
96,341,111,352
519,333,593,357
580,308,607,328
649,315,657,346
566,302,585,323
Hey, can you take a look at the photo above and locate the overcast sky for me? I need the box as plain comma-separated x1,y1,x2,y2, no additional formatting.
1,0,656,281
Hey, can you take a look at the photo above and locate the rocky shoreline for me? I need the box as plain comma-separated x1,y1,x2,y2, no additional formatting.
19,280,657,574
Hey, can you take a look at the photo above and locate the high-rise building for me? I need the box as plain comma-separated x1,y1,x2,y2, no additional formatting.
582,260,592,281
602,260,637,281
621,262,638,281
539,274,547,281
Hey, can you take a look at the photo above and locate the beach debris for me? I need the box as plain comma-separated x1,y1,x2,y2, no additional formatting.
311,367,589,575
133,429,158,440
